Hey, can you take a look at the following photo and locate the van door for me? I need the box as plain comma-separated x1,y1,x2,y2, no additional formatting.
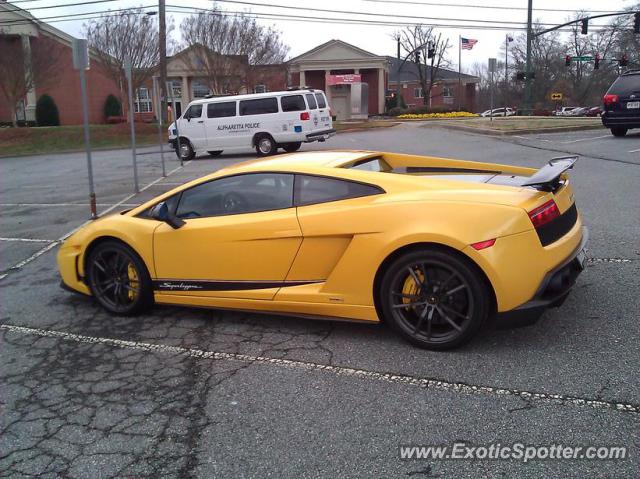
314,91,333,130
203,101,241,150
179,104,206,152
238,97,280,148
280,94,309,138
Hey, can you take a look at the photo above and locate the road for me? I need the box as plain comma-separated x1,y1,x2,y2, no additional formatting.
1,124,639,478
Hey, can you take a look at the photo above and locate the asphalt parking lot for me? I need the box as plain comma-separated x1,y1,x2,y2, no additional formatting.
1,123,639,478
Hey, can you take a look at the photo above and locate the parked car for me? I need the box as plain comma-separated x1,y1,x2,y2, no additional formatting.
168,89,335,160
480,107,516,117
552,107,578,116
568,107,588,117
602,70,640,137
585,106,603,117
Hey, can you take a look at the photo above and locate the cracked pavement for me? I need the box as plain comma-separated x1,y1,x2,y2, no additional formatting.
1,124,639,477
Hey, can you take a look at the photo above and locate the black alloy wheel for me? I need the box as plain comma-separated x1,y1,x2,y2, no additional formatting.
87,241,153,315
380,249,490,350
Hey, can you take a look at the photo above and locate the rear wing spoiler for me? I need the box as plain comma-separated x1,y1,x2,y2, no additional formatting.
522,156,577,191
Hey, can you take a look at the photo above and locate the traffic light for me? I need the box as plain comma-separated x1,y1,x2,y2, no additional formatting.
427,44,435,59
565,55,572,66
415,50,421,64
516,71,525,81
594,53,600,70
620,54,628,67
581,18,588,35
634,12,640,34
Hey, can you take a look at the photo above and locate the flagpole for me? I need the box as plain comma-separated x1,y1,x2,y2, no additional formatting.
458,34,462,110
504,34,508,112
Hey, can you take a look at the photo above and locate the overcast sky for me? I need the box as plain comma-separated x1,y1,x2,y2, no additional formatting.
8,0,637,72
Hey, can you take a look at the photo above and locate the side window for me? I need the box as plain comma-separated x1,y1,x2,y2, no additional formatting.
185,104,202,119
315,92,327,109
176,173,294,218
295,175,383,206
239,98,279,116
305,93,318,109
280,95,306,112
207,101,236,118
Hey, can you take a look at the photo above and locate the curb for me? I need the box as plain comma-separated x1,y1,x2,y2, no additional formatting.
0,141,160,159
335,122,400,134
432,122,606,136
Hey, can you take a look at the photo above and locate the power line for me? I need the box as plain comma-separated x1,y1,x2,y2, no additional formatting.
360,0,620,15
0,5,156,25
0,0,119,14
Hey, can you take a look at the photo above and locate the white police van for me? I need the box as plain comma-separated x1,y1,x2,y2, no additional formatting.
168,89,334,160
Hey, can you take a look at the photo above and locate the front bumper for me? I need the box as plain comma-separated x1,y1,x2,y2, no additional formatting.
495,227,588,327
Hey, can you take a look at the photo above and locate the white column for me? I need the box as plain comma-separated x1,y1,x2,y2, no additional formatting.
324,69,332,105
378,68,385,115
181,75,189,107
354,68,360,74
21,35,37,122
299,70,306,87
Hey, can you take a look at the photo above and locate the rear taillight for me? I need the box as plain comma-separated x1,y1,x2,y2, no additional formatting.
471,238,496,250
603,94,619,106
528,200,560,228
300,112,310,120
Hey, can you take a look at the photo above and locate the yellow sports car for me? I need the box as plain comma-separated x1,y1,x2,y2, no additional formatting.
58,151,587,350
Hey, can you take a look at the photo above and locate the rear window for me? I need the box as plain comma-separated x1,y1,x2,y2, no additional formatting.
607,75,640,95
315,92,327,108
305,93,318,109
239,98,279,116
207,101,236,118
281,95,306,112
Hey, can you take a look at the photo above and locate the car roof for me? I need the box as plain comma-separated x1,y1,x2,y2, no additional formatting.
222,150,376,172
188,90,324,105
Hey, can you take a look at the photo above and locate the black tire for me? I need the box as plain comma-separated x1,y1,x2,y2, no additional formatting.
255,134,277,156
175,139,195,161
86,240,154,316
282,142,302,153
207,150,223,157
611,127,627,137
379,249,490,350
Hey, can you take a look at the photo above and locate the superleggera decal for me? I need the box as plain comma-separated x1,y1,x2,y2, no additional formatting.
153,279,322,292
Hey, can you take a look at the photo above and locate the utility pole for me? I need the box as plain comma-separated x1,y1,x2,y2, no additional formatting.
396,35,402,108
523,0,533,114
159,0,168,124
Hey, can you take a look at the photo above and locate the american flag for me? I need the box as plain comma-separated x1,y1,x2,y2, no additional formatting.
461,37,478,50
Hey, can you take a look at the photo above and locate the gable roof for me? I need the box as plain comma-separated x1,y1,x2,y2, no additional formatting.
0,1,76,45
288,39,387,64
387,57,479,84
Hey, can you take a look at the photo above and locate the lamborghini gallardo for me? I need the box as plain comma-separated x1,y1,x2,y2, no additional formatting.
58,151,587,349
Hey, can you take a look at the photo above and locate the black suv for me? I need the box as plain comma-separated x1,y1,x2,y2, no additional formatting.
602,70,640,137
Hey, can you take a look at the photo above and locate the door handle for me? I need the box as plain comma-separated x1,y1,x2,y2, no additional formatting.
197,120,204,123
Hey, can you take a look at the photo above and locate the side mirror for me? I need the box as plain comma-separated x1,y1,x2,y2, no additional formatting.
149,201,185,229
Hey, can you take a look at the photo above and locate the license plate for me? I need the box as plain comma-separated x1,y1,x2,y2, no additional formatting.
576,248,587,270
627,101,640,109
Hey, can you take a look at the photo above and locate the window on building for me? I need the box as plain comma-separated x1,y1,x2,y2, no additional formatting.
168,80,182,99
414,88,424,98
192,80,211,98
254,84,267,93
134,87,152,113
443,86,454,97
239,98,279,115
280,95,306,112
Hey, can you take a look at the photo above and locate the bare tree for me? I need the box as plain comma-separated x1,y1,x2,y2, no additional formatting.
0,35,61,126
397,25,451,106
83,8,160,113
180,6,289,94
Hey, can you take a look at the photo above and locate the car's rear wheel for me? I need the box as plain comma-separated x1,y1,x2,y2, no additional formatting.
175,140,195,161
207,150,223,157
86,241,153,316
379,249,490,350
611,127,628,137
282,142,302,153
255,134,277,156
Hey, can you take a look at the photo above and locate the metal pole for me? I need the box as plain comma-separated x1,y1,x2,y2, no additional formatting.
168,81,182,166
125,62,140,193
153,76,166,177
159,0,168,124
504,34,508,112
458,35,462,110
396,36,402,109
79,68,97,219
524,0,533,114
490,67,494,123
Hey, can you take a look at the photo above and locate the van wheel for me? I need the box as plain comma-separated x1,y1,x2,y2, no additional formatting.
175,140,195,161
255,134,277,156
207,150,223,157
282,142,302,153
611,127,627,137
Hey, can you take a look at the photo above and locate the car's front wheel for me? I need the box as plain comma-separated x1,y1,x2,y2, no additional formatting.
86,240,154,316
611,127,628,137
379,249,490,350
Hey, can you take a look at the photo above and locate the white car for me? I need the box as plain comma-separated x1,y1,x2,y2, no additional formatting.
553,107,578,116
168,89,335,160
480,107,516,117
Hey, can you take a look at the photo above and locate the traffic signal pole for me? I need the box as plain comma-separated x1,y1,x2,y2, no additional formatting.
523,0,533,114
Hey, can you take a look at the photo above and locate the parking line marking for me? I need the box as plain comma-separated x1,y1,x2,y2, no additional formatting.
2,323,638,414
0,160,192,280
560,134,611,144
629,148,640,153
0,237,55,243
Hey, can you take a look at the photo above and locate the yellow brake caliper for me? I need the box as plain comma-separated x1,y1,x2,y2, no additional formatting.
127,263,139,301
402,268,425,307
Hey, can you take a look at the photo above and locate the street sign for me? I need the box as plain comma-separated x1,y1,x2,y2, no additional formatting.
72,39,90,70
488,57,497,73
551,92,563,101
571,56,593,62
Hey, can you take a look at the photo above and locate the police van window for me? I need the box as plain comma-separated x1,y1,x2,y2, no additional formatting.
239,98,279,116
280,95,306,112
207,101,236,118
315,92,327,109
185,104,202,119
305,93,318,109
294,175,384,207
